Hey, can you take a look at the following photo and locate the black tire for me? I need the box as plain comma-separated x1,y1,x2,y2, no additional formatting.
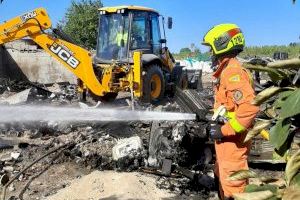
142,65,165,103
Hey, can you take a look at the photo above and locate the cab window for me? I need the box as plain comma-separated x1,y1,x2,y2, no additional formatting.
131,12,150,49
151,14,161,55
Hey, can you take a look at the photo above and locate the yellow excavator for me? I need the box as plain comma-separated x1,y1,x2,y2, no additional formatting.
0,6,186,103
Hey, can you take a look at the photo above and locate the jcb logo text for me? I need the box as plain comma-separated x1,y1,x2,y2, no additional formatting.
49,43,79,69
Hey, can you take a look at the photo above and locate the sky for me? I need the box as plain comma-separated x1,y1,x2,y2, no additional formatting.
0,0,300,53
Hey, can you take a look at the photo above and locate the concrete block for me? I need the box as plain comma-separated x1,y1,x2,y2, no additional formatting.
0,40,76,84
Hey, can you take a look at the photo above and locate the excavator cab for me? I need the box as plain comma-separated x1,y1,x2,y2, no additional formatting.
96,11,129,61
93,6,182,103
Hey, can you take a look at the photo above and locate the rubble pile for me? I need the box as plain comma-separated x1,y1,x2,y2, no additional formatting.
0,79,31,94
0,79,78,106
0,78,216,199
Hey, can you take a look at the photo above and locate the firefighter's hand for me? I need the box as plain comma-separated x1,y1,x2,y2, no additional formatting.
209,122,223,140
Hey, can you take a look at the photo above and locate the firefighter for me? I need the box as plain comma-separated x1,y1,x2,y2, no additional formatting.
202,24,259,199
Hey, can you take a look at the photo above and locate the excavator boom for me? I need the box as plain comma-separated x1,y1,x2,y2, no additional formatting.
0,8,106,96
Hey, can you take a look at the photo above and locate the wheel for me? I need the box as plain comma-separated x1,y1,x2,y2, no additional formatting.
142,65,165,103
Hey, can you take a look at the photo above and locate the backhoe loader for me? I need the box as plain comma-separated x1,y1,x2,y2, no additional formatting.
0,6,186,103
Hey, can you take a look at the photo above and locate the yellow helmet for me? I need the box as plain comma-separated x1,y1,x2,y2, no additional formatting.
202,23,245,56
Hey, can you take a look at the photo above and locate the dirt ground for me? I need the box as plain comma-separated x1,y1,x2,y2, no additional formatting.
6,161,210,200
48,171,177,200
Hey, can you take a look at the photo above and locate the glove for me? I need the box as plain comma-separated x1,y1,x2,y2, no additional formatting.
209,122,223,140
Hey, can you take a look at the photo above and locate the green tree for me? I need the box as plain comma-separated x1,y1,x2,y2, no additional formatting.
240,45,300,58
194,48,201,54
59,0,103,49
179,47,192,54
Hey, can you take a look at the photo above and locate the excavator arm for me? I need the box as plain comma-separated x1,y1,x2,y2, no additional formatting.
0,8,106,96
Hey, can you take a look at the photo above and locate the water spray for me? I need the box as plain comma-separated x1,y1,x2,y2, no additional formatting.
0,105,196,123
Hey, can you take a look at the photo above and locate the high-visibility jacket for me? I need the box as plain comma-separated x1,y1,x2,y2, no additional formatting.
116,32,128,46
213,57,259,198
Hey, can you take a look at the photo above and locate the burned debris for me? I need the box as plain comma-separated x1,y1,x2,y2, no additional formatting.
0,77,220,199
1,56,295,199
